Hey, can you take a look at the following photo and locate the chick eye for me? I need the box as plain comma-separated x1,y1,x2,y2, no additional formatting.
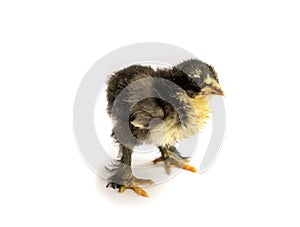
186,90,198,98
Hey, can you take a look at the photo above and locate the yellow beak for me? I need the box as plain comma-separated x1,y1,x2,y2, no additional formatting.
202,80,225,96
210,84,225,96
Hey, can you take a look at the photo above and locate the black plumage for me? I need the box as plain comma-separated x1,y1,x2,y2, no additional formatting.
105,59,224,197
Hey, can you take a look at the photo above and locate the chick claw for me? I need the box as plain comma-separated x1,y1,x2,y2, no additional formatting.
153,151,197,174
119,177,154,198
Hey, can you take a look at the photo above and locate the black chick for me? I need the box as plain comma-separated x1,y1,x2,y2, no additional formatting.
106,59,224,197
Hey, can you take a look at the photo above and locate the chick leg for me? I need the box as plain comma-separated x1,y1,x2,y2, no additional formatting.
153,146,197,174
106,144,154,197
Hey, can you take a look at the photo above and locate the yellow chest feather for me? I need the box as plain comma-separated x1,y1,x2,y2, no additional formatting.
190,95,211,127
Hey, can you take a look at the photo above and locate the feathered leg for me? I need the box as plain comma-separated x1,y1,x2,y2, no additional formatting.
153,146,197,174
106,143,154,197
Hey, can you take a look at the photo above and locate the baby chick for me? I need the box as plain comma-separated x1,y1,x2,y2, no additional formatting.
106,59,224,197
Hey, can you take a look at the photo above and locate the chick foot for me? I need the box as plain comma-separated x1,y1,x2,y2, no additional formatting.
106,164,154,197
153,146,197,174
118,177,154,197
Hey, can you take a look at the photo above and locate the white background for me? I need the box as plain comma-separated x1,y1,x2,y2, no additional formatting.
1,0,299,226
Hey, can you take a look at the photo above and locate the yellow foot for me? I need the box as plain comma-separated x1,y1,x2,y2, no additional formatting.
119,186,150,197
107,177,154,198
183,164,198,173
153,149,197,174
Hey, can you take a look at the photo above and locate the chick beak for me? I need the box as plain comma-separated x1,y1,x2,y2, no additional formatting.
210,84,225,96
203,80,225,96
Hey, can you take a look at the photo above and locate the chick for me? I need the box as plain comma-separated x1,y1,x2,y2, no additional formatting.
106,59,224,197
